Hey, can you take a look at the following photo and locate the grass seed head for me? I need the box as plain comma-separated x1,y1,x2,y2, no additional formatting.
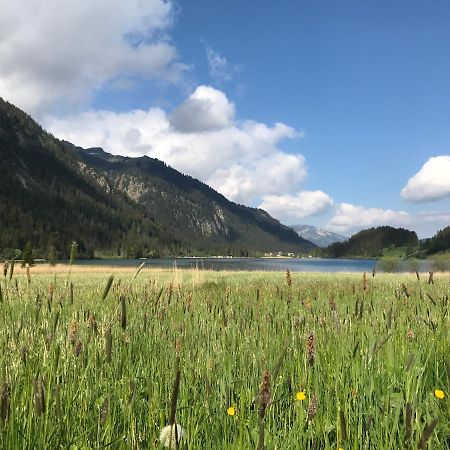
308,394,318,421
307,332,316,366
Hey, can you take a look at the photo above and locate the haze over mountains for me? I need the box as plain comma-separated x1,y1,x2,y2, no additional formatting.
0,97,315,258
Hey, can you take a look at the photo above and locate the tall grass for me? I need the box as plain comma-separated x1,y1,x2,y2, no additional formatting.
0,268,448,448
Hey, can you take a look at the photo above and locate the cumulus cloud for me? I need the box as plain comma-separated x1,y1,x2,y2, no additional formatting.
170,85,235,132
327,203,411,234
259,191,334,220
205,45,240,83
0,0,187,115
326,203,450,238
401,156,450,202
46,85,310,205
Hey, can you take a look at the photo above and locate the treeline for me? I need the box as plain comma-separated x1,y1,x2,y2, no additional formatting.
320,226,419,258
420,226,450,256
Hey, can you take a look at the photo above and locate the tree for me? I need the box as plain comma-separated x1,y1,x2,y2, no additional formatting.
21,241,35,267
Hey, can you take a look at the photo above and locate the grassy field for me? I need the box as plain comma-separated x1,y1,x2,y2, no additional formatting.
0,264,449,449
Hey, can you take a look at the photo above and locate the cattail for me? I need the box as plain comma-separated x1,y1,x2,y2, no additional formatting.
52,311,60,334
34,379,46,415
257,370,271,450
68,319,78,344
21,346,28,365
362,272,368,291
105,324,112,362
415,270,420,281
428,272,434,285
339,409,347,442
418,418,438,449
308,394,318,421
9,260,14,280
100,396,109,425
372,267,376,277
404,402,412,444
3,261,8,278
0,382,10,422
87,312,97,336
307,332,316,366
26,263,31,284
286,269,292,288
167,282,173,305
120,296,127,330
74,339,82,357
69,282,74,305
102,275,114,301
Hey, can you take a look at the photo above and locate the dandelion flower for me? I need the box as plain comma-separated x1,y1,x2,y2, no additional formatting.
435,389,445,399
295,391,306,401
227,406,236,416
159,424,185,448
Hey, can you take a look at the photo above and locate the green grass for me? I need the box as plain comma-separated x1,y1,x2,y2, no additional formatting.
0,267,449,449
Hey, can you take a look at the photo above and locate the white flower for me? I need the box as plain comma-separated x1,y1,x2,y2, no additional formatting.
159,424,185,448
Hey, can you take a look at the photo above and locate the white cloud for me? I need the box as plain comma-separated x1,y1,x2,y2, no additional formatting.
401,156,450,202
259,191,334,220
0,0,187,116
170,85,235,132
46,85,307,204
326,203,450,238
205,46,240,83
327,203,411,234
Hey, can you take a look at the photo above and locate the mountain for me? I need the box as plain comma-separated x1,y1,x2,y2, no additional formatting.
291,225,347,248
320,226,419,258
0,97,315,259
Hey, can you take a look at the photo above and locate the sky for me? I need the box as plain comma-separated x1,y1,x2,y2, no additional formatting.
1,1,450,238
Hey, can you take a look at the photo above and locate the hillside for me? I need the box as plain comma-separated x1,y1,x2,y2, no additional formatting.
291,224,347,247
420,226,450,255
0,97,315,259
320,226,419,258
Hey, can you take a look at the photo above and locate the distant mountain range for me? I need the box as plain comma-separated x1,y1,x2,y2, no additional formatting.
291,225,347,247
0,97,315,259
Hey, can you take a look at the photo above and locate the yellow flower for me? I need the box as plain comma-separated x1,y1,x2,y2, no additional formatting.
227,406,236,416
295,391,306,401
435,389,445,399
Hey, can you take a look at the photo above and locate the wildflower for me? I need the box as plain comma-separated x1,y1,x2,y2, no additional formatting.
227,406,236,416
295,391,306,401
406,330,414,341
159,424,185,448
435,389,445,399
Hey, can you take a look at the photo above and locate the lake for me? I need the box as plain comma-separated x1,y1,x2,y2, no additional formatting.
73,257,432,272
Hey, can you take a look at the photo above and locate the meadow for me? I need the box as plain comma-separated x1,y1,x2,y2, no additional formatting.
0,264,449,449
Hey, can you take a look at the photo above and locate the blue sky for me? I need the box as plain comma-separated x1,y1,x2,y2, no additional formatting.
1,0,450,237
